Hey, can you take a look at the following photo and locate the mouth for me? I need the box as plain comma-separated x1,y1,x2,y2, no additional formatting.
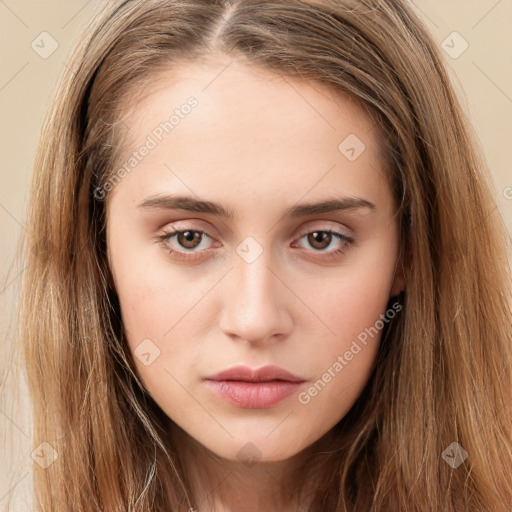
203,365,306,409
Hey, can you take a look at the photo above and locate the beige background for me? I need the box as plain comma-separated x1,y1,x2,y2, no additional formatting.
1,1,511,509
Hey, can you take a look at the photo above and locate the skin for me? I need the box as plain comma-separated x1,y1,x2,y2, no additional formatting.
106,54,405,511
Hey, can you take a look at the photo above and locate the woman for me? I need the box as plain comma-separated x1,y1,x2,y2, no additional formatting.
14,0,512,510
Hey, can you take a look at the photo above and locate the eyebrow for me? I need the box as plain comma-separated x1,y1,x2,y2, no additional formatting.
137,194,376,218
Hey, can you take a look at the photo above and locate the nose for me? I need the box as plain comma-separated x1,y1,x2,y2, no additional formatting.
218,248,293,346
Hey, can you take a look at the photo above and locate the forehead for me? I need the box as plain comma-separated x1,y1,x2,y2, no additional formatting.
122,56,379,144
108,57,391,214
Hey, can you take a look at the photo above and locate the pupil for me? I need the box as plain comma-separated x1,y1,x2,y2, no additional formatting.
310,231,330,249
179,231,200,248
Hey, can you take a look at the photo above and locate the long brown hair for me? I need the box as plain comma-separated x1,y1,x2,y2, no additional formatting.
9,0,512,510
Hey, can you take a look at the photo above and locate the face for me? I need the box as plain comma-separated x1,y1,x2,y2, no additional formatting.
106,55,404,463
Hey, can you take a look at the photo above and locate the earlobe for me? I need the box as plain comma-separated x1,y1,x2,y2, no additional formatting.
390,257,406,298
106,268,116,291
102,248,117,292
390,279,405,298
103,241,117,291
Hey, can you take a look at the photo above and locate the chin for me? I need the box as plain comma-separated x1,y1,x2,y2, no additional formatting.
199,434,308,465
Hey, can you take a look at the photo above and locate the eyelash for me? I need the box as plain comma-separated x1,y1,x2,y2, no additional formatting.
155,227,355,262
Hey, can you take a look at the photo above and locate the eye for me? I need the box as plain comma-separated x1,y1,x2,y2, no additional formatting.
155,226,354,262
293,229,354,259
156,228,216,260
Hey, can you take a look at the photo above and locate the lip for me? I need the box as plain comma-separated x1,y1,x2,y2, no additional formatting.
204,365,306,409
205,364,304,383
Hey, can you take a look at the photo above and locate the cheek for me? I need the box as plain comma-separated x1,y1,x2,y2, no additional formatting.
293,246,397,343
288,247,398,414
113,267,202,408
291,283,390,421
111,245,196,341
109,243,215,394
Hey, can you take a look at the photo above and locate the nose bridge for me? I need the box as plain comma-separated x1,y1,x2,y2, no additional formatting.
219,239,291,343
235,250,274,303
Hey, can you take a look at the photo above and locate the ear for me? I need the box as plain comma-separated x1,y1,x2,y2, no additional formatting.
389,250,406,297
106,265,117,291
105,249,117,292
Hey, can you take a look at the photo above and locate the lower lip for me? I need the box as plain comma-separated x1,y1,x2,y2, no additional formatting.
204,379,304,409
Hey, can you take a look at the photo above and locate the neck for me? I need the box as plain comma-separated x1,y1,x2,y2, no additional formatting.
168,423,337,512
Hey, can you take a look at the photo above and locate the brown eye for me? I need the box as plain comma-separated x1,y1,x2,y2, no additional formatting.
293,229,354,260
157,229,215,258
307,231,332,250
176,230,203,249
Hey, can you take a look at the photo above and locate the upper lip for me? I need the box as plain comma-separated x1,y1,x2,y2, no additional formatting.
204,365,305,383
